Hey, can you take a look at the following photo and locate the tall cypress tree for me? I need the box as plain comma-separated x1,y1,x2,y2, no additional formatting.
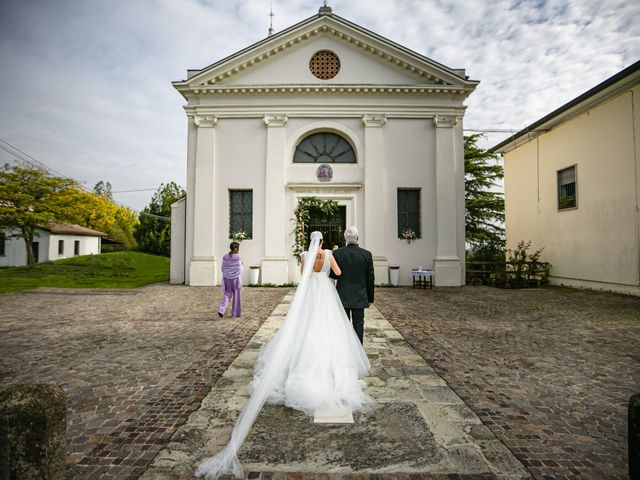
464,134,505,257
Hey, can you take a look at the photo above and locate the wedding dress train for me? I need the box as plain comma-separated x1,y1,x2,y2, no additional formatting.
195,232,372,479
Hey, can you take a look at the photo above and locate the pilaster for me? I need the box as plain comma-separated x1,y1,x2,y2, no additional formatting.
363,114,389,283
433,115,462,286
262,114,289,284
189,115,218,286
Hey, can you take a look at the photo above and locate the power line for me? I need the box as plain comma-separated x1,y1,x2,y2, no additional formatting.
111,188,158,193
0,137,170,220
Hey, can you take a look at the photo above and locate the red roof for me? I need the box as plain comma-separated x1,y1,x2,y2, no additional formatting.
39,222,107,237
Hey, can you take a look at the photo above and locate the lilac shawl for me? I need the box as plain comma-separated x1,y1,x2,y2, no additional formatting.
221,253,242,279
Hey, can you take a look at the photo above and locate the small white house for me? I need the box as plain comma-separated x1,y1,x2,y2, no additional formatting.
0,223,107,267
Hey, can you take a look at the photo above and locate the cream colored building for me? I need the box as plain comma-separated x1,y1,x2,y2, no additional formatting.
491,61,640,296
170,5,478,287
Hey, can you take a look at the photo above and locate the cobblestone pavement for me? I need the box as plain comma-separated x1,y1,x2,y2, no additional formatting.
1,284,638,480
142,294,528,480
0,284,287,480
375,286,640,480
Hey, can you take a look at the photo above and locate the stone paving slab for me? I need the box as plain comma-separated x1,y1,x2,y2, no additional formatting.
375,287,640,480
142,294,529,480
0,285,287,480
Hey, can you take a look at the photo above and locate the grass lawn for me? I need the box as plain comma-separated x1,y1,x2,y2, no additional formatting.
0,251,170,293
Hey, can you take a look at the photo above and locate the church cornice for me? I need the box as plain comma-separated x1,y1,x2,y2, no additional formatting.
177,83,469,97
184,104,467,119
173,14,478,97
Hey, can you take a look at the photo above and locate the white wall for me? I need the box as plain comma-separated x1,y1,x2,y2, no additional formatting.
0,229,101,267
214,118,268,286
170,197,186,284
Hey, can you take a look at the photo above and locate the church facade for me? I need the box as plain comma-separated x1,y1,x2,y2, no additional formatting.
170,5,478,287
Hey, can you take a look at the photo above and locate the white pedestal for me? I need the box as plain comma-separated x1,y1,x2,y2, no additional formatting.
189,257,217,286
373,258,389,286
434,257,462,286
249,266,260,285
389,267,400,287
261,258,289,285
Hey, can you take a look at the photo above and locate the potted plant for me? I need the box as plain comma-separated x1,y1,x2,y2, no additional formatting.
400,228,417,244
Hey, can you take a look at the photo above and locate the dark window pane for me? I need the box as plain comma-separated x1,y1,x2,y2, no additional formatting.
58,240,64,255
229,190,253,238
0,233,5,256
397,189,421,237
74,240,80,256
293,132,356,163
557,166,577,210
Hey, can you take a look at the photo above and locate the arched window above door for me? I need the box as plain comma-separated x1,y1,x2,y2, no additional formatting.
293,132,356,163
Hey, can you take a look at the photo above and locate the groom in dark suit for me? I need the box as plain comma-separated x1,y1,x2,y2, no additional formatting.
330,226,375,344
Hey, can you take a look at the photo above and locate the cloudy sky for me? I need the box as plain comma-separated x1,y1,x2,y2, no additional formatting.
1,0,638,211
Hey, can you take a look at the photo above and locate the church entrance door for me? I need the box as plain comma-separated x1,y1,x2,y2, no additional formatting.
307,205,346,249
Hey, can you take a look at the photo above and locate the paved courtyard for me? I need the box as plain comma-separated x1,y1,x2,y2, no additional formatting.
0,284,638,480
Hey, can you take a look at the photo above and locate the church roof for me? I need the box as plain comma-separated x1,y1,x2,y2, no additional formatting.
173,5,478,98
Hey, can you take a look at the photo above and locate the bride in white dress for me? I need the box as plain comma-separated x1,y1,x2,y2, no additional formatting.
195,231,372,479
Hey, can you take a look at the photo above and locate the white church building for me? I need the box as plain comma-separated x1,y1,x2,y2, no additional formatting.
170,5,478,287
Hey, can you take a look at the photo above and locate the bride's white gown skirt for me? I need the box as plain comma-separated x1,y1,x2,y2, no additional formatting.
253,272,372,417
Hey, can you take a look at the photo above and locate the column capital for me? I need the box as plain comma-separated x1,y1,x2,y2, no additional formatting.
193,115,217,128
264,114,288,127
362,114,387,127
433,115,457,128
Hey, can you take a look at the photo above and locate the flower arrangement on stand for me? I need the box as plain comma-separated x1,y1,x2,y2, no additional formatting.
290,197,339,262
230,230,249,242
400,228,417,244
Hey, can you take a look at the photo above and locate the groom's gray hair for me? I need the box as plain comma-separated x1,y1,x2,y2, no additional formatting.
344,226,359,245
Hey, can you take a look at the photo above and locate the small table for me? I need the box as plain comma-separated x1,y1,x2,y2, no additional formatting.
411,269,434,289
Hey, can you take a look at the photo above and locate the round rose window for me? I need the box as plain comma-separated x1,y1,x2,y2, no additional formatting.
309,50,340,80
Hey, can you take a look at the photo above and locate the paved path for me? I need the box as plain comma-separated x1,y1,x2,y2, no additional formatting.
142,292,529,480
1,285,638,480
0,285,287,480
375,287,640,480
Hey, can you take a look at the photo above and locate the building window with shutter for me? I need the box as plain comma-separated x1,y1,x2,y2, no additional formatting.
0,233,5,256
397,188,421,239
74,240,80,256
229,190,253,239
58,240,64,255
558,165,577,210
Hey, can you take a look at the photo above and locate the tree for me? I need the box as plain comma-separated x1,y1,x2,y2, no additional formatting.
93,180,113,199
464,134,505,258
0,163,78,266
134,182,185,256
69,189,138,250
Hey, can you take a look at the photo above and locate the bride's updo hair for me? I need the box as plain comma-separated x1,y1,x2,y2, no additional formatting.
310,231,323,241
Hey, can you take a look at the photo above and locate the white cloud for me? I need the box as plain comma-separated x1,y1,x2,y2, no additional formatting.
0,0,638,209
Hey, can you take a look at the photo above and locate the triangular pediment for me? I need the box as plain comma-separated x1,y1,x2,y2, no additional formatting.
173,11,478,97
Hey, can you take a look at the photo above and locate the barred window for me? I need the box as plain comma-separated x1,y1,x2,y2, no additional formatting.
558,166,577,210
0,232,5,256
58,240,64,255
229,190,253,238
397,188,421,238
74,240,80,256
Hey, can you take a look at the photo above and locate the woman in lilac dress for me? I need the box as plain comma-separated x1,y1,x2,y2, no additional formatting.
218,242,242,318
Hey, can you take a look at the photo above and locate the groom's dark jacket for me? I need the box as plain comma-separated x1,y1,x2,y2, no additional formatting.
329,243,375,308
